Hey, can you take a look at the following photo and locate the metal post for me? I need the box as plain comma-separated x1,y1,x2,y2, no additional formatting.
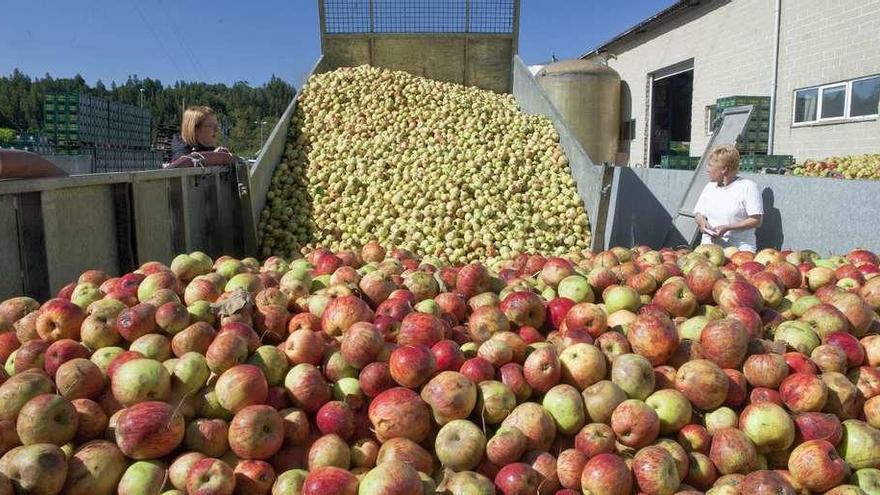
368,0,375,65
317,0,327,54
463,0,471,86
512,0,521,54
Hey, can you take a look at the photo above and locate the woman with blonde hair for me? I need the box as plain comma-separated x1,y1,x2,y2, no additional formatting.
693,145,764,252
167,105,236,168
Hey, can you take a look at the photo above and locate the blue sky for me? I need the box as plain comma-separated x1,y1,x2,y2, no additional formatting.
1,1,675,87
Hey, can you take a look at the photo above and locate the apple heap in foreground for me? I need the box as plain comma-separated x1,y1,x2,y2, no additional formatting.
257,65,591,264
0,243,879,494
790,153,880,181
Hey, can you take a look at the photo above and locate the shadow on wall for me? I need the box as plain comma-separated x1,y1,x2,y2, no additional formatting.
756,187,783,250
608,167,689,249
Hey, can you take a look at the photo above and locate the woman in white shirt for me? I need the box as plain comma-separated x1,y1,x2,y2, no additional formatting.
693,145,764,253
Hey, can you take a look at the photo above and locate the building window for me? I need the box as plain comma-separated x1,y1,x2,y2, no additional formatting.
794,88,818,123
794,75,879,125
705,105,719,135
820,84,846,119
851,76,880,117
619,119,636,141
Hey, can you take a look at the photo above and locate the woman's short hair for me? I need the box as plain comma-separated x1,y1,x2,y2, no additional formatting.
180,106,217,146
710,144,741,173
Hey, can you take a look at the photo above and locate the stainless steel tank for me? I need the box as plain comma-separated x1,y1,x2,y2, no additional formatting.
536,59,621,165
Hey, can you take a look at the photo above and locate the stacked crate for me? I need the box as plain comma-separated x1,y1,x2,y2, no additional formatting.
5,132,55,155
43,93,109,154
714,96,770,154
153,125,179,163
714,95,794,174
93,148,162,173
43,93,155,171
108,102,151,149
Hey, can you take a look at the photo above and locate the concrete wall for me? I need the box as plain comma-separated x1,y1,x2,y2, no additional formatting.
773,0,880,157
322,35,514,93
606,167,880,254
45,155,93,175
585,0,775,166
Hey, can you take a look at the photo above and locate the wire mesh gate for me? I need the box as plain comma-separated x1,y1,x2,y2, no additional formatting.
318,0,520,93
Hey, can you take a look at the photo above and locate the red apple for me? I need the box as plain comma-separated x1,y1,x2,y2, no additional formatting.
580,453,633,495
35,298,85,342
523,346,561,393
784,352,818,374
710,427,758,475
320,296,374,337
563,303,607,338
678,424,711,454
431,339,465,373
368,387,430,443
358,362,394,398
229,405,284,460
546,298,575,330
495,462,539,495
653,280,698,318
700,318,749,369
500,291,546,329
632,445,680,495
626,313,679,366
788,440,849,492
780,373,828,413
389,344,436,388
675,359,728,410
610,399,660,448
743,353,789,389
187,458,235,495
114,401,184,459
455,263,490,299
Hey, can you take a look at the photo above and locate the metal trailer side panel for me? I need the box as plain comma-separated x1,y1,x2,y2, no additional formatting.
0,196,23,298
133,178,177,265
41,185,120,292
248,57,331,238
606,167,880,254
0,166,248,300
511,55,611,252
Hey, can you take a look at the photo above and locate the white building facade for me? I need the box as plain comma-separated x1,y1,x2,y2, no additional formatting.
582,0,880,166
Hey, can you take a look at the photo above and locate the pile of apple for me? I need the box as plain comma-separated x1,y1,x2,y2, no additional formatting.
0,242,879,495
257,65,591,264
790,153,880,181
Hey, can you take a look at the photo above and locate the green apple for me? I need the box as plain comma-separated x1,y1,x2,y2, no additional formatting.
542,384,586,435
646,389,693,435
557,275,594,303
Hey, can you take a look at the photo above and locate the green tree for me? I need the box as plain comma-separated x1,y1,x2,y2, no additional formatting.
0,69,296,157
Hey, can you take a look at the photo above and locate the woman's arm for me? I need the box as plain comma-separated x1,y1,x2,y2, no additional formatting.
694,213,714,234
714,214,763,237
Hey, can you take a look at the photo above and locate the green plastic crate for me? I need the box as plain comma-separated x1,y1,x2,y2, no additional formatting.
739,153,794,172
716,96,770,109
660,155,700,170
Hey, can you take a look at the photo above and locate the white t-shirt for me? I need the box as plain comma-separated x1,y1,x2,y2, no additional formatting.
693,176,764,252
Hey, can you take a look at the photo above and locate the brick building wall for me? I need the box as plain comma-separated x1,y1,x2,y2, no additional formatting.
583,0,879,165
773,0,880,158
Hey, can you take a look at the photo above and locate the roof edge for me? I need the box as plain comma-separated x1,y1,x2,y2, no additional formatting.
580,0,701,59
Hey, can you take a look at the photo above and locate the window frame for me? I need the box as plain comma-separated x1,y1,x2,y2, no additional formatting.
849,74,880,119
792,74,880,127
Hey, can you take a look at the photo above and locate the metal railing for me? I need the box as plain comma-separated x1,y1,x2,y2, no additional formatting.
321,0,516,34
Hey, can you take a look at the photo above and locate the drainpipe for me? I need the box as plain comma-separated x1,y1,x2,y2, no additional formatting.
768,0,781,154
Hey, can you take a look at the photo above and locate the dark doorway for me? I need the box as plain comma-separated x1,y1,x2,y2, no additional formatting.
650,69,693,166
